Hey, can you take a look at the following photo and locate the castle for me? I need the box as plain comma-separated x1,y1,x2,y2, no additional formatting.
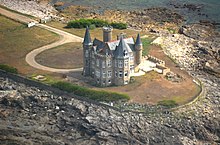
83,26,143,87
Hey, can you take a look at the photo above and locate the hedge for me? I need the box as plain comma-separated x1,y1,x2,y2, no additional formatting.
0,64,18,74
67,19,108,28
110,22,127,29
157,100,178,108
51,81,130,102
67,18,127,29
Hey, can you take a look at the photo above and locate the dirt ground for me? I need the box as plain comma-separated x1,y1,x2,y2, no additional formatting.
35,42,83,69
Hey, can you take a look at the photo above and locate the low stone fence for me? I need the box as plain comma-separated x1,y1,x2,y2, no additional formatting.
170,77,205,112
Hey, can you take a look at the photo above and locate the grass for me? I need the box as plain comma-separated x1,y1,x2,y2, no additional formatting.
0,15,59,75
0,64,18,74
35,42,83,69
47,21,148,40
142,38,153,56
52,81,130,102
157,100,178,108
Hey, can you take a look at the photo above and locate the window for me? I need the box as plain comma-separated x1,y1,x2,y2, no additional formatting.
118,60,123,68
115,71,118,77
103,80,106,85
85,60,89,66
103,71,106,78
119,71,123,78
107,71,112,78
92,60,95,65
108,80,111,83
123,50,128,56
124,80,128,85
124,60,128,67
124,71,128,77
85,50,89,57
130,56,134,61
130,65,134,72
107,60,112,67
102,61,106,68
96,59,99,67
96,70,100,77
97,78,100,83
115,61,117,67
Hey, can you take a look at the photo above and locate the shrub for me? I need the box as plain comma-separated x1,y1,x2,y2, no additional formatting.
89,24,96,30
67,19,127,30
157,100,178,108
67,19,108,28
51,81,130,102
110,22,127,29
0,64,18,74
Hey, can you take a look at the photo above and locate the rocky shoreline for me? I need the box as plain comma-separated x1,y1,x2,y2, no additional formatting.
0,0,59,19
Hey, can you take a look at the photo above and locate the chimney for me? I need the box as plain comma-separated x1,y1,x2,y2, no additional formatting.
103,26,113,42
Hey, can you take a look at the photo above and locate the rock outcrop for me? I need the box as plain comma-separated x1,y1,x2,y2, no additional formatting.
0,65,219,145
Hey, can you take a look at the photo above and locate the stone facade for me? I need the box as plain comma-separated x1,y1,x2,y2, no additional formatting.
83,26,143,87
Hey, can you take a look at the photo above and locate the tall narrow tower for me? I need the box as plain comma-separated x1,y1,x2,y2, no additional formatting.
103,26,113,42
83,27,92,76
135,33,143,65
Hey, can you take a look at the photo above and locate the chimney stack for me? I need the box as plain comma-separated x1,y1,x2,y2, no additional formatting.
103,26,113,42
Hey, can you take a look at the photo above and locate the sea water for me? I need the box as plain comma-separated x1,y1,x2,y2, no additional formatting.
51,0,220,26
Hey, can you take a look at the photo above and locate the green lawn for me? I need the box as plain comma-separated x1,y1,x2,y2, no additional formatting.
0,15,59,75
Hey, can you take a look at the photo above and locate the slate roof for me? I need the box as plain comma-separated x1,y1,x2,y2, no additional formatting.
135,33,142,46
114,37,132,58
92,37,135,57
106,37,135,51
83,27,92,45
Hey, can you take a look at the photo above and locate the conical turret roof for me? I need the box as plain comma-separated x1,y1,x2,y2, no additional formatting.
135,33,142,46
83,27,92,45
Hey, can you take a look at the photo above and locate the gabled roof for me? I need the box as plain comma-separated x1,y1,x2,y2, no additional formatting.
106,37,134,51
114,37,131,58
83,27,92,45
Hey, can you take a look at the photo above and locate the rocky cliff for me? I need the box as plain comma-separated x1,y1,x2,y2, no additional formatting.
0,66,219,145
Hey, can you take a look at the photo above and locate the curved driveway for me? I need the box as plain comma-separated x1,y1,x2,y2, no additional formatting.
0,7,83,73
26,24,83,73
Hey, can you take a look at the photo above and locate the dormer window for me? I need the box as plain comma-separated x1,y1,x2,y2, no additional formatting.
123,50,128,56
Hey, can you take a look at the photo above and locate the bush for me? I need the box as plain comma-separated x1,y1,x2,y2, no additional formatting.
67,18,127,30
51,81,130,102
0,64,18,74
89,24,96,30
67,19,108,28
157,100,178,108
110,22,127,29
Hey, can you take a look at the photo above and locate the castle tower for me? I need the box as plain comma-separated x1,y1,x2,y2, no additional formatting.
135,33,143,65
114,37,130,85
83,27,93,76
103,26,113,42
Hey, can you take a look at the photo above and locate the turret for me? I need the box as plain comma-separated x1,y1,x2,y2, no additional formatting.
83,27,93,76
135,33,143,65
103,26,113,42
114,37,130,85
